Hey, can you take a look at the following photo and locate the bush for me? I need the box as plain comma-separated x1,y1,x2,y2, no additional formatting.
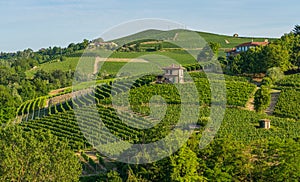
266,67,284,82
261,77,273,87
254,86,271,112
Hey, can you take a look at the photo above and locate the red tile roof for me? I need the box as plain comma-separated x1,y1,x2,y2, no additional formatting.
237,41,269,47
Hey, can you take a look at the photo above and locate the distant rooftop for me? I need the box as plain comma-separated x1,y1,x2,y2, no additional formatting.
237,41,269,47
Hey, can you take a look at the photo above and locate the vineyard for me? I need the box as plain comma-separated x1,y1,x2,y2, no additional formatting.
126,79,256,114
16,75,156,121
276,73,300,88
17,73,256,123
273,89,300,120
20,103,300,151
217,108,300,143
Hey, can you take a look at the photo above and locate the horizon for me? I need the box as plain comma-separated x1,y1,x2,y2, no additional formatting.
0,28,281,53
1,0,298,52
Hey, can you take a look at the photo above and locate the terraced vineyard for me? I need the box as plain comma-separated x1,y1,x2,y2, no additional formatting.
17,75,156,122
217,109,300,143
20,103,300,151
276,73,300,88
274,89,300,120
21,70,300,156
20,103,196,150
125,79,255,114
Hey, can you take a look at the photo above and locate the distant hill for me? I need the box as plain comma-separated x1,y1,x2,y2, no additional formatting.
25,29,277,78
111,29,277,49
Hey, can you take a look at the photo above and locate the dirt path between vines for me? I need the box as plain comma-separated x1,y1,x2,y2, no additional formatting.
245,87,259,111
265,89,281,115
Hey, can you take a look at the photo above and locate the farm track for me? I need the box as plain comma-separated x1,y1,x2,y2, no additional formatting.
265,89,281,115
245,86,258,111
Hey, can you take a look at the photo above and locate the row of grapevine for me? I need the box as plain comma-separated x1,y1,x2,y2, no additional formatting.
273,89,300,120
124,79,255,113
276,73,300,88
217,108,300,143
21,104,187,149
21,102,300,150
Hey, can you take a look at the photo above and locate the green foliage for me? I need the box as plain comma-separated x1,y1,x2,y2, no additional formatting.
279,32,300,67
226,31,299,74
170,145,204,182
276,73,300,88
197,44,214,62
0,126,82,181
274,89,300,119
217,108,300,143
293,24,300,36
261,77,273,87
128,79,255,111
254,86,271,112
209,42,221,55
106,170,122,182
0,85,20,124
250,139,300,181
266,67,284,82
262,43,291,71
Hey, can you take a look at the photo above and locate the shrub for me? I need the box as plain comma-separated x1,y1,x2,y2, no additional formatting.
261,77,273,87
254,86,271,112
266,67,284,82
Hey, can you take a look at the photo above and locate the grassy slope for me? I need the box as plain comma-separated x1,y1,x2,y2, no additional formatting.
112,29,276,49
26,29,276,78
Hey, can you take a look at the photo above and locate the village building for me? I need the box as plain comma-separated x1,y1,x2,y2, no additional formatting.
157,64,185,84
226,40,269,58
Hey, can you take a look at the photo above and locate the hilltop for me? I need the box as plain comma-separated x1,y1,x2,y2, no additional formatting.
111,29,275,49
23,29,276,78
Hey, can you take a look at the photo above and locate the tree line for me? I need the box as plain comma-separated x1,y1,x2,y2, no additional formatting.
224,25,300,74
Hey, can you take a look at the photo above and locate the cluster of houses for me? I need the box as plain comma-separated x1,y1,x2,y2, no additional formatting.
88,42,118,50
158,40,270,84
226,40,269,58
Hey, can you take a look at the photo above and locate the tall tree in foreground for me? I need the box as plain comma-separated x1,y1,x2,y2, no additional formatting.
170,145,204,182
0,126,82,181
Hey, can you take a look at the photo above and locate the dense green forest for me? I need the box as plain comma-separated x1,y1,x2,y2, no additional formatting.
0,26,299,181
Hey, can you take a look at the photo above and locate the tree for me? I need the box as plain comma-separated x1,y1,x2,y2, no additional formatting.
239,46,266,73
0,85,19,124
293,24,300,36
197,44,214,62
254,86,271,112
106,170,122,182
251,139,300,181
197,137,253,181
0,126,82,181
209,42,221,55
277,33,300,68
262,44,291,71
228,54,242,74
170,145,204,182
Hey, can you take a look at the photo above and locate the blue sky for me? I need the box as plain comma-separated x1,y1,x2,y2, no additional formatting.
0,0,299,52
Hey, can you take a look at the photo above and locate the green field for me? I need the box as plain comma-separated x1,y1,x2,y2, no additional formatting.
26,29,277,79
26,51,197,78
26,57,80,78
274,89,300,119
112,29,276,49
